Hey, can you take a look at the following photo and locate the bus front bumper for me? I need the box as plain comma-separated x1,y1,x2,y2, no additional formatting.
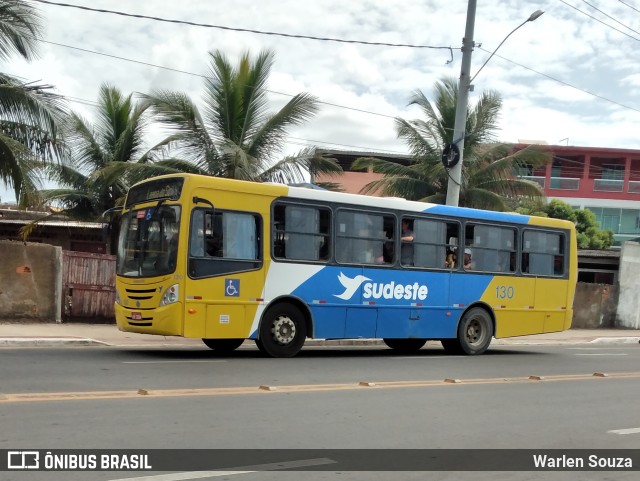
115,302,183,337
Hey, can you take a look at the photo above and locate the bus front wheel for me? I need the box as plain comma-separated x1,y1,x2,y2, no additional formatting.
442,307,493,355
258,304,307,358
383,338,427,353
202,338,245,353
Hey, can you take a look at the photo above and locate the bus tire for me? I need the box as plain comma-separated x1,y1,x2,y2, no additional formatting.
258,304,307,358
383,338,427,352
202,338,244,353
444,307,493,355
440,338,463,354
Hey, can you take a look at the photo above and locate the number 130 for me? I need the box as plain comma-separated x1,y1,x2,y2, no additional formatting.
495,285,514,299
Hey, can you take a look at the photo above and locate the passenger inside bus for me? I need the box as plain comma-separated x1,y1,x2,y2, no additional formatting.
463,248,473,270
400,219,414,265
445,250,456,268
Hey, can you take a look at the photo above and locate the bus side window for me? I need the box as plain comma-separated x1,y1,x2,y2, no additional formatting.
188,209,262,279
522,230,564,276
272,204,331,262
465,224,516,273
335,211,392,265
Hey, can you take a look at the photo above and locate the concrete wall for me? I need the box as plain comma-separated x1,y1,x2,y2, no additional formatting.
572,283,618,328
616,241,640,329
0,240,62,321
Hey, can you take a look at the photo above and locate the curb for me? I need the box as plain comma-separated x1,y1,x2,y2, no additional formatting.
0,337,108,346
589,337,640,344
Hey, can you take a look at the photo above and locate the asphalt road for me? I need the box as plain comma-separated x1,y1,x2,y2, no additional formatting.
1,343,639,481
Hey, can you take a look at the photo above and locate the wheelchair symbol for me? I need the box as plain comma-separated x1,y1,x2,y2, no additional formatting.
225,279,240,297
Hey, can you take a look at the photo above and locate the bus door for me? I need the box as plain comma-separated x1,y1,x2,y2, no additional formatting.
523,230,569,333
186,203,264,339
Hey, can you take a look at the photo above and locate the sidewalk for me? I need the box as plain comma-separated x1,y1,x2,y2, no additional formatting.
0,322,638,348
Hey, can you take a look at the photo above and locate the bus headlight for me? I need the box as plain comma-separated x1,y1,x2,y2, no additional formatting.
115,290,121,305
161,284,179,306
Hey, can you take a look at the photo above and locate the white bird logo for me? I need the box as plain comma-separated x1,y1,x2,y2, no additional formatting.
334,272,371,300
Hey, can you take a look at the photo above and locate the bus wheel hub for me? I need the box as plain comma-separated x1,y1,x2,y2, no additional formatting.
467,320,481,344
272,316,295,345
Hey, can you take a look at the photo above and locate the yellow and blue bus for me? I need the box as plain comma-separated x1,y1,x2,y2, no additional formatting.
114,173,577,357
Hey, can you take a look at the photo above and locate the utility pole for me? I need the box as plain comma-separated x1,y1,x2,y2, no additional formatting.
445,0,476,207
444,5,543,206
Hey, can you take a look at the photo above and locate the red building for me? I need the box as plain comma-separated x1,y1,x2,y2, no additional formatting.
315,145,640,246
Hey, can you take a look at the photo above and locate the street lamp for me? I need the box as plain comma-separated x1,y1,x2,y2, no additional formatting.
444,4,544,207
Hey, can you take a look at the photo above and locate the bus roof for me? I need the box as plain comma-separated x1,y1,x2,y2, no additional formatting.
130,173,574,230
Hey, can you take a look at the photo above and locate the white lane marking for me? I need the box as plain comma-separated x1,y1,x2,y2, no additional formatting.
608,427,640,435
111,470,252,480
391,356,465,360
123,361,228,364
573,353,628,356
567,347,614,350
110,458,336,481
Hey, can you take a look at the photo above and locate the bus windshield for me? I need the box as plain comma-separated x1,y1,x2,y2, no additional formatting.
117,204,181,277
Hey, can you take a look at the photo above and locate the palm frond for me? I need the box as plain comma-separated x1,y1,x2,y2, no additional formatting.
0,131,42,204
462,187,508,211
249,92,319,162
0,0,42,61
257,147,341,184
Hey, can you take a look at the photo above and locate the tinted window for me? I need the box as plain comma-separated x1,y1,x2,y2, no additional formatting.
273,204,331,262
464,224,516,273
188,209,261,278
522,230,565,276
336,211,395,265
402,217,459,269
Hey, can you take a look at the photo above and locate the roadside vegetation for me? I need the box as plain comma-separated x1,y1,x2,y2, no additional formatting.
0,0,615,250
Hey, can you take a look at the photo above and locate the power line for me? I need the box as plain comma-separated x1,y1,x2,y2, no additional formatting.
4,75,406,154
20,12,640,139
476,46,640,114
287,136,408,155
33,37,400,121
30,0,453,58
617,1,640,15
558,0,640,41
579,0,640,37
37,33,640,127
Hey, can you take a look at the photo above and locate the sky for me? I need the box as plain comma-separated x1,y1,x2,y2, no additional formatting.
3,0,640,203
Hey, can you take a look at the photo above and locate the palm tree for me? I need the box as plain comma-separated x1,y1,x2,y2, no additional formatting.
0,0,66,206
0,0,41,61
353,77,548,211
138,49,341,183
38,84,155,252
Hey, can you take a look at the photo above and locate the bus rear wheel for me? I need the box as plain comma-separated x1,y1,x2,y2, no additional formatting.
258,304,307,358
383,338,427,353
202,338,244,353
442,307,493,355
